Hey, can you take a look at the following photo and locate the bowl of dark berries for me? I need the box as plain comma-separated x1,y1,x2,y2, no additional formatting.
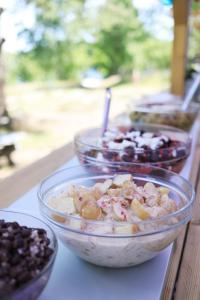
74,124,191,174
0,210,57,300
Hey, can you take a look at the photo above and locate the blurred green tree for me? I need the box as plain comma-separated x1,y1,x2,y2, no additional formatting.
8,0,171,82
189,2,200,62
91,0,150,77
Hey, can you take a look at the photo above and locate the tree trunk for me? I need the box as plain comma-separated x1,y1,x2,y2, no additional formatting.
0,8,5,112
0,45,6,115
0,8,12,129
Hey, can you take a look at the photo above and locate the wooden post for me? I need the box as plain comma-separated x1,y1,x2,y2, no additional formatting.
171,0,191,96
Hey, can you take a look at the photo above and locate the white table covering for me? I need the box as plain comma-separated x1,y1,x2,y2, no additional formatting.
9,121,199,300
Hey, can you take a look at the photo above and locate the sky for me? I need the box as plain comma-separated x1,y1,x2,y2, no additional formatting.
0,0,35,52
0,0,173,53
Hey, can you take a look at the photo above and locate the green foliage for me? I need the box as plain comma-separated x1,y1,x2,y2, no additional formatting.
192,2,200,12
7,0,172,82
93,25,132,76
189,27,200,62
131,39,171,70
5,52,44,82
92,0,143,76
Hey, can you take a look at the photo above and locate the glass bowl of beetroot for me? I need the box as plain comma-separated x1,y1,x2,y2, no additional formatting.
74,124,192,174
0,210,57,300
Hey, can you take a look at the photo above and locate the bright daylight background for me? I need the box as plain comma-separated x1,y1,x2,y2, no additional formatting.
0,0,198,179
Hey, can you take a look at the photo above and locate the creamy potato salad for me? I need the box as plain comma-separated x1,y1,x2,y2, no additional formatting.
46,174,184,267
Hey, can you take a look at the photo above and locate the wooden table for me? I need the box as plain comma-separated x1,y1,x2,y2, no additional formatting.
1,125,200,299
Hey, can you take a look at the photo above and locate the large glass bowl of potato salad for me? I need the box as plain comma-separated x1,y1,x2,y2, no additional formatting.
38,164,194,268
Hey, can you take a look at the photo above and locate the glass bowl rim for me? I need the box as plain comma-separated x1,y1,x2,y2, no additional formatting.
77,151,189,166
74,124,192,154
37,164,195,238
0,209,58,297
128,101,200,114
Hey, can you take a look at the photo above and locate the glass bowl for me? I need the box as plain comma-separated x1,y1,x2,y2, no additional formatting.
38,166,195,268
0,210,58,300
129,100,199,131
74,124,191,174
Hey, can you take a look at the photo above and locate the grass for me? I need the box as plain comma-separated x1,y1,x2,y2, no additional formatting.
0,71,170,179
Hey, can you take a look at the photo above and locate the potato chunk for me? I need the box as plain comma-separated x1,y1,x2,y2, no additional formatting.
81,201,102,220
113,174,132,187
158,187,170,196
48,196,76,214
131,199,150,220
94,179,113,194
115,224,139,235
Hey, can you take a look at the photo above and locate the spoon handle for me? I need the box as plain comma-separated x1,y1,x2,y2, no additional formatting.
102,88,112,136
182,73,200,111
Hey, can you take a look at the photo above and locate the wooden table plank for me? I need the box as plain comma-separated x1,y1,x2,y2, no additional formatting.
175,224,200,300
161,122,200,300
174,168,200,300
161,228,187,300
0,142,74,208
